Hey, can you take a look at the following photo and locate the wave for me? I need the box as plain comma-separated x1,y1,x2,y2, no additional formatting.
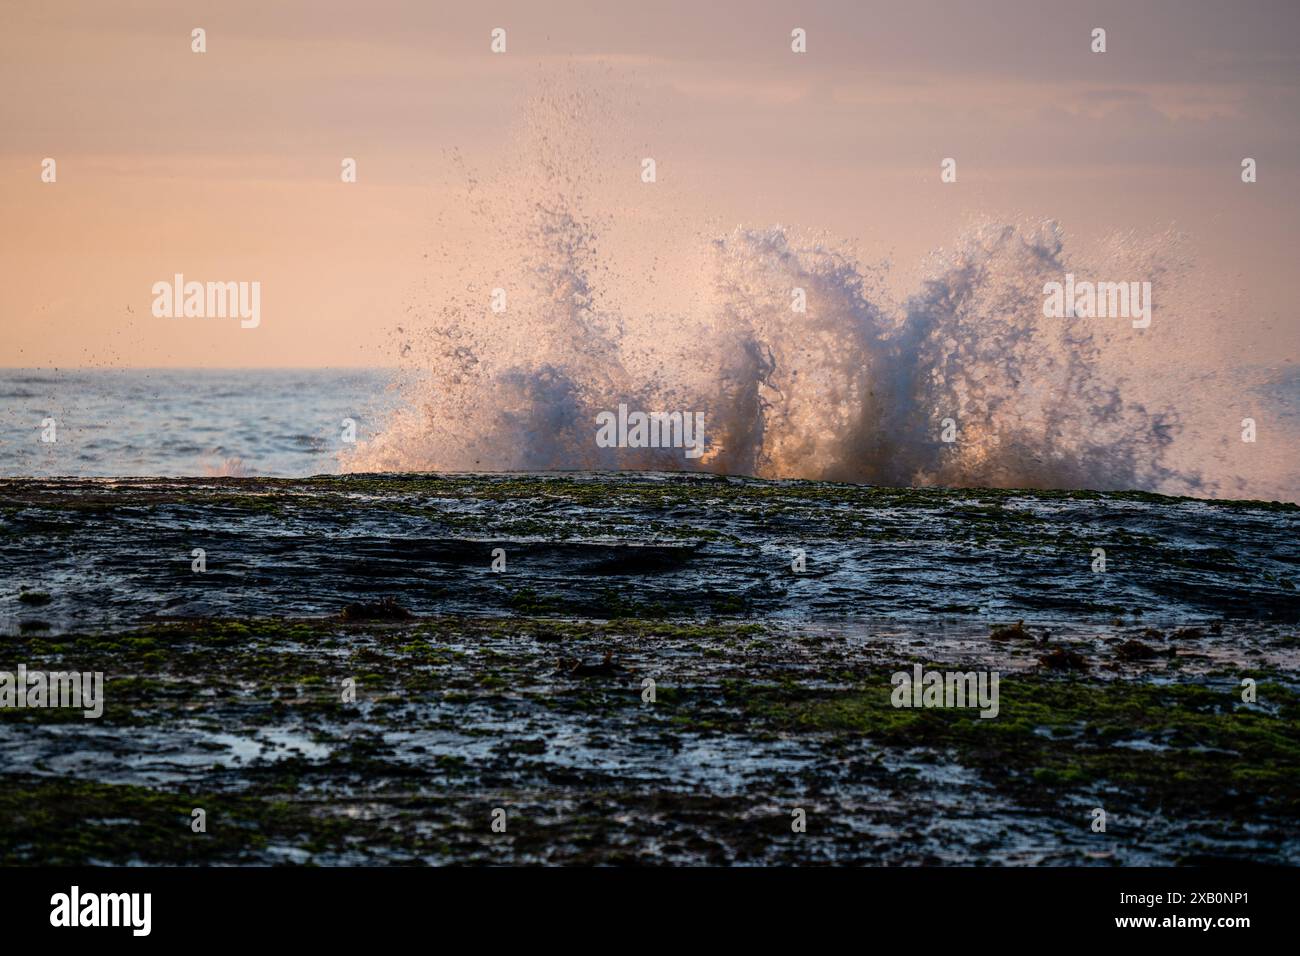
344,78,1294,501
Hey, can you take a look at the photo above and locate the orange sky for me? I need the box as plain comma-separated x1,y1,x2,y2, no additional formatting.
1,0,1297,369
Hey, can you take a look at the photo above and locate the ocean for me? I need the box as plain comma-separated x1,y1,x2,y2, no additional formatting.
0,368,396,478
3,366,1296,504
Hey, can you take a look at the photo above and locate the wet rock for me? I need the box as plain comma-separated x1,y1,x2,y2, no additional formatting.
339,597,412,622
1117,639,1161,661
562,651,622,677
990,620,1032,642
1038,647,1089,671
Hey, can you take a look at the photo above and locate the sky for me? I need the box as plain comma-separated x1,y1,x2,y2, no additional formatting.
1,0,1298,369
